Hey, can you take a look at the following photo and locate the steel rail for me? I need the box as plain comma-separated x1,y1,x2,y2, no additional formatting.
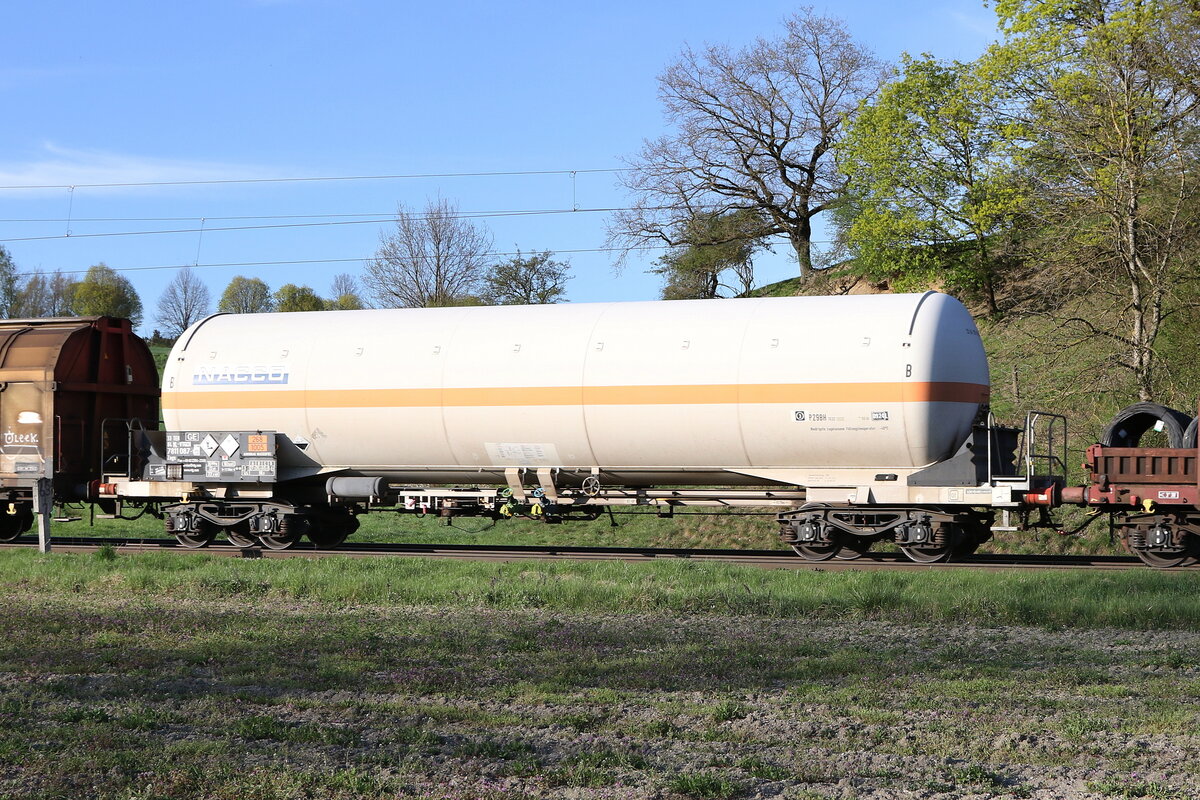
0,536,1154,571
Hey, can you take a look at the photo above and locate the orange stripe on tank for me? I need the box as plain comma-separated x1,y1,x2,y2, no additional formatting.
161,381,989,410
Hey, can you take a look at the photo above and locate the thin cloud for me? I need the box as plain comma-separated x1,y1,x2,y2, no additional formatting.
0,144,277,193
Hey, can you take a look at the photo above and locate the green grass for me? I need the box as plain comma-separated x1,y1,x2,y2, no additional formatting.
708,699,746,722
0,579,1196,799
745,275,805,298
1087,777,1196,799
664,773,743,799
736,757,792,781
3,548,1200,630
148,342,171,373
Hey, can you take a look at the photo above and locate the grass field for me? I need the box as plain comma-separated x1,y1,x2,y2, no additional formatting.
0,550,1197,799
5,548,1200,631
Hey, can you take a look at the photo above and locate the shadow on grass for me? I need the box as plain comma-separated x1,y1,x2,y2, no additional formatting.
0,600,1132,700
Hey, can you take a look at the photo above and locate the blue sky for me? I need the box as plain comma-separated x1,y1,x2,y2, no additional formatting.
2,1,998,333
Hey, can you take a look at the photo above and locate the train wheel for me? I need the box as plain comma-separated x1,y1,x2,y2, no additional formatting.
899,544,953,564
226,522,258,548
899,521,965,564
834,536,873,560
307,513,358,549
1133,549,1196,569
254,514,301,550
258,532,300,550
174,521,217,549
1122,525,1200,569
790,540,843,561
306,528,350,549
952,533,983,558
0,509,30,543
1127,537,1199,569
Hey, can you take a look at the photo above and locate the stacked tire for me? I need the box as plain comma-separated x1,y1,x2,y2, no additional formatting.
1102,402,1194,448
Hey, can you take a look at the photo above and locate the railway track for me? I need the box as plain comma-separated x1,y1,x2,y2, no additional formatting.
0,536,1152,571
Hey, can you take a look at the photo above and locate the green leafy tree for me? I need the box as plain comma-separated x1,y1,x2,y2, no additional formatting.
650,211,763,300
484,251,571,305
71,263,142,326
273,283,326,312
219,276,274,314
981,0,1200,399
0,246,18,318
839,55,1026,314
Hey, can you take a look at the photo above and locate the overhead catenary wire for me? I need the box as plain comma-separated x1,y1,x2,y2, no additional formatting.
0,206,639,244
0,158,844,283
0,192,976,225
14,245,676,278
0,166,630,191
0,212,405,222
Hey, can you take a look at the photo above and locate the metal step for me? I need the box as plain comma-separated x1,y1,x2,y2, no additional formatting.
991,510,1019,532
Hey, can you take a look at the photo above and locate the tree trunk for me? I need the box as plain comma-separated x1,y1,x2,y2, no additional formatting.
975,237,999,316
791,216,813,280
1124,174,1153,402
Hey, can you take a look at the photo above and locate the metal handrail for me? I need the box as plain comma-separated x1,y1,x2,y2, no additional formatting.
1025,411,1068,482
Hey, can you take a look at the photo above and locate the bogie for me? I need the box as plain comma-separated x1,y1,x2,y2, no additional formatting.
161,501,358,551
1120,516,1200,569
781,505,989,565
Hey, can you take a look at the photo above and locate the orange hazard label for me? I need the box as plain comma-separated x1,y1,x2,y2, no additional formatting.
247,435,269,452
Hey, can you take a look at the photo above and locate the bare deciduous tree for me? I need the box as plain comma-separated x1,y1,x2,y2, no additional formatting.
365,199,493,308
610,8,884,279
13,270,74,318
155,267,211,336
329,273,365,310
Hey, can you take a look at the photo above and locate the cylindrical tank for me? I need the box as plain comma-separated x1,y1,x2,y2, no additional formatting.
161,292,989,486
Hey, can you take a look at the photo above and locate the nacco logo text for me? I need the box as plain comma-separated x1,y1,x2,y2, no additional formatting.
193,365,289,386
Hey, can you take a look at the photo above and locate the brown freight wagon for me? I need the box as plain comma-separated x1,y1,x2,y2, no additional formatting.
0,317,158,540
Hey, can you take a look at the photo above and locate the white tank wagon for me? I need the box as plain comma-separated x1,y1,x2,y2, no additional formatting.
119,292,1058,559
161,292,988,487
